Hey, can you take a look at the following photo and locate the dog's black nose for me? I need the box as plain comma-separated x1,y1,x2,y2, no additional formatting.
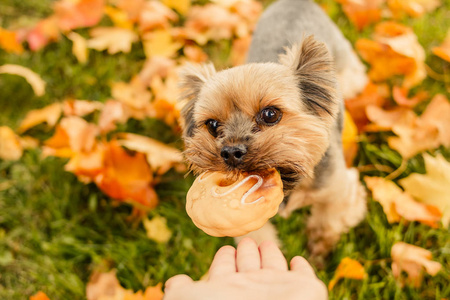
221,145,247,167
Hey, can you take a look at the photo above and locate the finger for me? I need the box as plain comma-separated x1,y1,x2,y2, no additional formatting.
236,237,261,272
259,240,288,271
165,274,193,290
290,256,317,276
208,245,237,279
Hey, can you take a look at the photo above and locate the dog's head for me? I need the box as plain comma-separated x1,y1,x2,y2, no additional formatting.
179,36,340,192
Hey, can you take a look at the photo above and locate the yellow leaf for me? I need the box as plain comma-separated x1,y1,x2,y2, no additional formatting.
391,242,442,287
0,28,23,54
0,126,23,161
18,103,62,133
0,64,46,96
342,110,358,167
433,30,450,63
399,153,450,227
162,0,191,15
138,1,178,32
104,5,134,29
111,77,152,110
388,0,441,18
328,257,365,290
142,29,182,58
143,215,172,243
62,99,103,117
66,31,88,63
87,27,138,54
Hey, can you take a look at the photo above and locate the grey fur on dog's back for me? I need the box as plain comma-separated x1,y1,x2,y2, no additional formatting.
247,0,354,72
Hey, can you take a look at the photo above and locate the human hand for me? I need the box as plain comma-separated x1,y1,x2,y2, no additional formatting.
164,238,327,300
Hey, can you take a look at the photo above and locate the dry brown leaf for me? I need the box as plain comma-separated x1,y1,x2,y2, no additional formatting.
30,291,51,300
112,77,152,110
328,257,366,290
433,30,450,63
53,0,104,31
118,133,184,175
0,28,24,54
345,82,389,131
95,140,158,209
138,1,178,32
336,0,385,31
0,126,23,161
342,110,358,167
365,176,442,227
142,29,182,58
62,99,103,117
143,215,172,243
18,103,62,133
356,22,426,88
392,86,428,107
87,27,138,54
0,64,46,96
399,153,450,227
66,31,88,63
391,242,442,287
388,0,441,18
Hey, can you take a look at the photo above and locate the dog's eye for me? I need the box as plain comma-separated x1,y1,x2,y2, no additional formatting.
259,107,282,125
205,119,219,137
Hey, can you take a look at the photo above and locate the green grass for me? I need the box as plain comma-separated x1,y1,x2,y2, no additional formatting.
1,0,450,299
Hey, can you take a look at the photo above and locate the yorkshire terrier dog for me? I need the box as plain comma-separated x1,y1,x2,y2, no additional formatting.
179,0,367,262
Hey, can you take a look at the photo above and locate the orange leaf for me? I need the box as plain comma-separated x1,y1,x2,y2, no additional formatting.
26,17,60,51
388,0,441,18
94,140,158,209
65,144,105,183
139,56,176,86
336,0,384,31
112,77,152,110
54,0,104,31
62,99,103,117
391,242,442,287
87,27,139,54
328,257,365,290
183,44,208,63
392,86,428,107
30,291,50,300
230,35,252,66
342,110,358,167
0,28,23,54
0,126,23,161
138,1,178,32
18,103,62,133
432,30,450,63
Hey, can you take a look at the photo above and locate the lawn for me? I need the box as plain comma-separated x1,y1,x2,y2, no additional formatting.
0,0,449,299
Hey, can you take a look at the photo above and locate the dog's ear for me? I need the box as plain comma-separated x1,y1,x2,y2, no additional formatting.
279,35,339,119
178,63,216,137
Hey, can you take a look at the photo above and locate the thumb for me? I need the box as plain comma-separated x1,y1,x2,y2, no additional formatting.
165,274,194,291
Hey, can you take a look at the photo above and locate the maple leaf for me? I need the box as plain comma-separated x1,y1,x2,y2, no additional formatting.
118,133,184,175
29,291,51,300
62,99,103,117
391,242,442,287
356,22,426,88
336,0,385,31
66,32,88,64
138,1,178,32
0,126,23,161
138,56,176,86
388,0,441,18
0,64,46,97
345,81,389,131
111,77,152,110
342,110,358,167
328,257,366,290
53,0,104,32
364,176,442,227
392,86,428,107
183,45,209,63
26,17,60,51
162,0,191,15
399,153,450,227
0,28,24,54
87,27,139,55
143,215,172,243
18,103,62,133
230,35,252,66
98,100,130,133
94,140,159,209
142,29,183,58
115,0,147,23
65,144,105,183
104,6,134,30
432,29,450,63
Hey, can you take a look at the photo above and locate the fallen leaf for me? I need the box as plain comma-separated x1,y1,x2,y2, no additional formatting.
388,0,441,18
183,45,208,63
0,28,24,54
399,153,450,227
342,110,358,167
30,291,50,300
98,100,129,133
94,140,158,209
138,1,178,32
138,56,176,86
112,77,152,110
62,99,103,117
26,17,60,51
65,144,104,183
336,0,385,31
140,283,164,300
54,0,104,31
116,0,147,23
118,133,184,174
104,5,134,30
18,103,62,133
87,27,139,54
392,86,428,107
162,0,191,15
0,126,23,161
142,29,182,58
364,176,442,227
345,82,389,131
432,30,450,63
391,242,442,287
356,22,426,88
230,35,251,66
0,64,46,97
66,31,88,64
148,71,181,126
143,215,172,243
328,257,366,290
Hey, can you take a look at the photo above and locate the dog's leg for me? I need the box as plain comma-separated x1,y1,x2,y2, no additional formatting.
234,221,281,247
